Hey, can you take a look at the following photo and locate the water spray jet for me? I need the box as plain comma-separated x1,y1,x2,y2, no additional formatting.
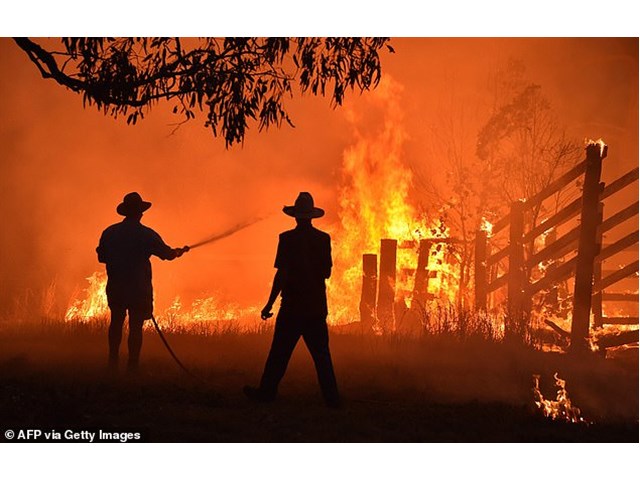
186,216,267,250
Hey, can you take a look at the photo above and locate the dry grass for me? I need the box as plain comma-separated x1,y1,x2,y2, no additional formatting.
0,314,637,442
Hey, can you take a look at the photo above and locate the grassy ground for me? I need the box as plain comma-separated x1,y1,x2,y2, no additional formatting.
0,319,637,442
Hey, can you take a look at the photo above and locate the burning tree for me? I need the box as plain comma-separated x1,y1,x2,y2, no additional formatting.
14,37,392,147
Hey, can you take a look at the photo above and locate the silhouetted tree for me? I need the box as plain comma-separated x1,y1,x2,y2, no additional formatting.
415,59,581,312
476,61,581,224
14,37,392,147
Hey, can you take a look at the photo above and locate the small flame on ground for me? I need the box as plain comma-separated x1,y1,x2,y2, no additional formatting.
65,271,109,322
533,372,590,424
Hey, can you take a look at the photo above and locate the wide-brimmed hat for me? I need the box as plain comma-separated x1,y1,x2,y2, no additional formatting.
116,192,152,216
283,192,324,219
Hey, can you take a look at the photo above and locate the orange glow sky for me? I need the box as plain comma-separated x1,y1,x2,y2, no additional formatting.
0,37,637,316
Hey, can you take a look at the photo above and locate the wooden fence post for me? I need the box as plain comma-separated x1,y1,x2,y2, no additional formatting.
571,143,607,352
592,199,605,329
377,239,397,333
411,239,432,312
543,228,560,314
359,253,378,329
507,200,526,341
474,230,488,311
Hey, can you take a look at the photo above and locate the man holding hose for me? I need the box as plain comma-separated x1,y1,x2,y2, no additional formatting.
97,192,189,373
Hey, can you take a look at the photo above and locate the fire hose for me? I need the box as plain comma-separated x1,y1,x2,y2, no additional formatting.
150,217,265,379
150,313,201,379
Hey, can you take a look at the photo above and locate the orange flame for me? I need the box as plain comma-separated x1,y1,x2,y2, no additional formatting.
480,217,493,238
64,272,259,331
585,138,607,157
533,373,589,424
65,271,109,322
327,77,460,325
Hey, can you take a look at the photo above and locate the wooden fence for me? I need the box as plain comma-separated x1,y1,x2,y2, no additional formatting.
474,142,639,351
356,142,637,351
359,237,460,332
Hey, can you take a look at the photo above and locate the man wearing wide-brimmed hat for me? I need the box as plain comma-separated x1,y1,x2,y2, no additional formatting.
244,192,340,408
97,192,189,372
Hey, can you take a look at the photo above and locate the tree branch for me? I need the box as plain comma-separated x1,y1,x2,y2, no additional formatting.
13,37,86,92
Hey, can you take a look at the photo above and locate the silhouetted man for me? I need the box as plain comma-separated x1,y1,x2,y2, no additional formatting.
97,192,189,372
244,192,340,408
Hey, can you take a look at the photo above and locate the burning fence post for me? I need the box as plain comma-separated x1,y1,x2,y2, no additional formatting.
411,239,433,313
507,200,527,341
592,199,605,329
377,239,397,333
571,142,607,351
543,228,560,313
474,230,488,312
359,253,378,329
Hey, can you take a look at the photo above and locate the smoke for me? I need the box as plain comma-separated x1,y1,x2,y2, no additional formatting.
0,38,637,317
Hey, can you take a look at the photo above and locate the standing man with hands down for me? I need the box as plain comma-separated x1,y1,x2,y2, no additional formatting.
244,192,341,408
97,192,190,373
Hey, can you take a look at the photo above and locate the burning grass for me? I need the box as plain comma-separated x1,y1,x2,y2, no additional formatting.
57,270,638,359
533,373,589,424
0,310,637,442
2,272,636,442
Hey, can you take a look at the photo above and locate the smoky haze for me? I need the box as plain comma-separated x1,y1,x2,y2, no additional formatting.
0,37,637,318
